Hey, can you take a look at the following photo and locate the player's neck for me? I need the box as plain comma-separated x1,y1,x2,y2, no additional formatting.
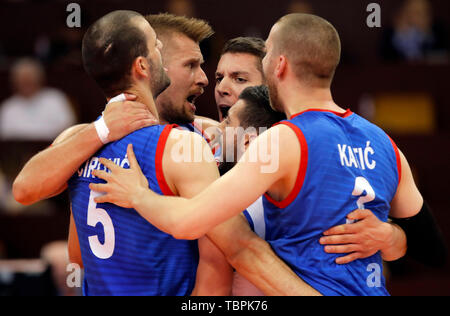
125,84,160,121
280,83,343,119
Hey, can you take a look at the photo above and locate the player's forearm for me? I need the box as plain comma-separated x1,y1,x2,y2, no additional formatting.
13,124,103,205
193,236,233,296
380,223,407,262
226,237,321,296
132,188,204,240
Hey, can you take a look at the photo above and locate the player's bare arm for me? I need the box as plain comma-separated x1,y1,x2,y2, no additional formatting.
207,214,321,296
13,95,157,205
320,208,407,264
191,236,233,296
388,150,447,266
91,124,295,239
91,127,321,296
162,129,233,296
68,208,83,268
194,116,221,148
194,116,219,129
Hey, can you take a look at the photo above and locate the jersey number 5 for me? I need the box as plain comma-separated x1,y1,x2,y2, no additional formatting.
88,191,115,259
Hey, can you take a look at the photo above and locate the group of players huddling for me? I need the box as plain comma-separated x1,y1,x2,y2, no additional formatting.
13,11,446,296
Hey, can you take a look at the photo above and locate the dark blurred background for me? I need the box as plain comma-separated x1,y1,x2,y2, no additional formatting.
0,0,449,296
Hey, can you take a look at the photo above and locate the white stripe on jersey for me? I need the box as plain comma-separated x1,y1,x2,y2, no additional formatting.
246,197,265,239
232,196,266,296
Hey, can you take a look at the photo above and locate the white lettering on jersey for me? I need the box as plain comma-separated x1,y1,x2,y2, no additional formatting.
76,155,130,180
337,141,376,170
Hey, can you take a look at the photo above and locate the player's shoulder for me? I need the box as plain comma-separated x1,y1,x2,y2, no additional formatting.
351,113,395,141
168,126,207,145
194,116,219,130
117,124,168,153
165,127,215,165
266,121,302,143
128,124,166,138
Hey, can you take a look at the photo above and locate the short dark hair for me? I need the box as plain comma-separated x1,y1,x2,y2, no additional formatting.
221,37,266,74
82,10,150,98
221,37,266,60
238,85,286,130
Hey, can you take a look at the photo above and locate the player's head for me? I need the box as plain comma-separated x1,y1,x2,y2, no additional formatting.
215,37,266,121
82,10,170,100
218,85,286,175
146,13,213,124
263,13,341,111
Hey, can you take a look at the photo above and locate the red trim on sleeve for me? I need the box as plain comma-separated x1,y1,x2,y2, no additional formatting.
388,136,402,186
264,122,308,209
291,109,353,120
155,125,177,196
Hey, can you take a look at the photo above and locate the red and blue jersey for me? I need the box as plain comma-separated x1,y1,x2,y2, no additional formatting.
68,124,199,296
263,109,401,296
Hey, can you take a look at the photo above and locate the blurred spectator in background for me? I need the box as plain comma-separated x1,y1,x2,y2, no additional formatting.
41,241,79,296
167,0,196,18
286,0,314,14
380,0,449,63
0,58,76,141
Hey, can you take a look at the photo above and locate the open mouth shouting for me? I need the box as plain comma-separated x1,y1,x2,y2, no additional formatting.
186,92,202,113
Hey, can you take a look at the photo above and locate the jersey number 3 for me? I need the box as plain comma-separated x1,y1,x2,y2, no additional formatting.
347,177,376,224
88,191,115,259
352,177,376,210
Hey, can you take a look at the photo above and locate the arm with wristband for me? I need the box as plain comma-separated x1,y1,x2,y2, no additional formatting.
13,94,158,205
389,150,447,267
390,202,447,267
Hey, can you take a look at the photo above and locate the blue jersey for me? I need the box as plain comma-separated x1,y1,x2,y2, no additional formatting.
68,124,199,296
263,109,401,296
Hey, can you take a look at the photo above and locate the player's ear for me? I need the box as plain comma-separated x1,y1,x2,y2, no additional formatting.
132,56,149,79
243,131,258,151
276,55,287,79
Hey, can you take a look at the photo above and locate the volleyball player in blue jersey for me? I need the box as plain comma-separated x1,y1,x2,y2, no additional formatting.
66,10,204,296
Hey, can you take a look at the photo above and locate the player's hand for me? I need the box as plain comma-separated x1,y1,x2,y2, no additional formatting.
89,144,150,209
320,209,395,265
103,93,158,142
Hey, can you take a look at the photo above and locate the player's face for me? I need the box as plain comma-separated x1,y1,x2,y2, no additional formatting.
215,53,264,122
263,26,283,112
138,18,171,98
217,100,248,174
156,33,208,124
